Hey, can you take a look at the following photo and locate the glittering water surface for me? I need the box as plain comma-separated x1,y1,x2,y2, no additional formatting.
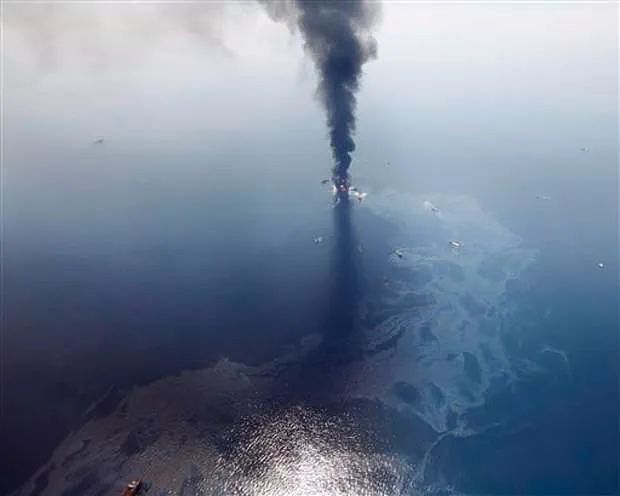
208,408,413,496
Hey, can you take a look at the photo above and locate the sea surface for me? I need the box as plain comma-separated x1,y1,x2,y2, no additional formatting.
4,157,618,494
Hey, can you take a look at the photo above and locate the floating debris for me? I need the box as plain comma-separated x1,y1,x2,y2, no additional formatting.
93,138,104,145
383,277,391,286
393,249,404,259
321,178,331,185
313,236,323,245
449,240,462,249
580,147,589,153
357,244,364,254
535,195,551,201
597,262,605,269
351,190,368,203
423,200,440,213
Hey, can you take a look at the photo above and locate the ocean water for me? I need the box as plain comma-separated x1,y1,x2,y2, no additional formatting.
4,170,618,495
2,2,618,495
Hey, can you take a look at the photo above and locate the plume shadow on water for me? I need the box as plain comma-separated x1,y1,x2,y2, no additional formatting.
276,193,366,400
323,194,362,354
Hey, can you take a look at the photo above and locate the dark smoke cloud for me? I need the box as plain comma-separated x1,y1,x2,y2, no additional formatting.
263,0,380,180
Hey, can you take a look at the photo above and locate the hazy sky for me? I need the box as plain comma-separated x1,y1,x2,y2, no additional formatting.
5,2,616,150
3,1,618,252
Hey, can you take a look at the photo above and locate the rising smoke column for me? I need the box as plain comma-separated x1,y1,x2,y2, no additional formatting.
263,0,379,182
297,0,378,180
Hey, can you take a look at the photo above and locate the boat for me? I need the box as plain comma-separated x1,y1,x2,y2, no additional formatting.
121,479,142,496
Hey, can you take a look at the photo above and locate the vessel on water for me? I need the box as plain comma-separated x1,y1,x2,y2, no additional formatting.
121,479,142,496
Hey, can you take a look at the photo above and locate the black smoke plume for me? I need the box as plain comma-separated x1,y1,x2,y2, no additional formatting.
263,0,379,181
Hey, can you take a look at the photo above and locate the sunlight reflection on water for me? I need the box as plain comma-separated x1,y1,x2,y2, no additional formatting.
206,407,414,496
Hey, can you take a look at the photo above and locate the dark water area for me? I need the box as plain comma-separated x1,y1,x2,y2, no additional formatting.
0,169,396,494
429,240,619,494
2,222,330,491
2,182,410,494
434,348,618,494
